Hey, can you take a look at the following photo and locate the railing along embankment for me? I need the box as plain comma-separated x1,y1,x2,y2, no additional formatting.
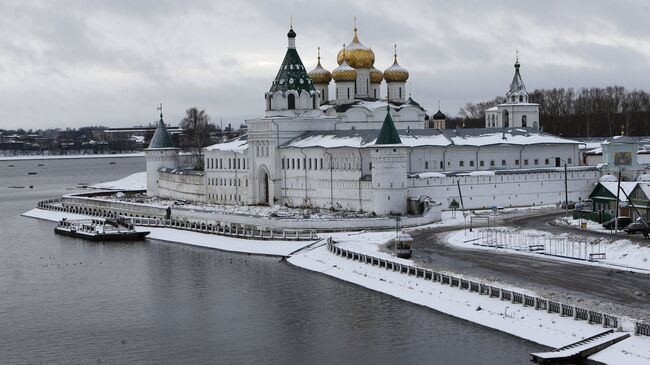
325,239,650,338
36,198,317,241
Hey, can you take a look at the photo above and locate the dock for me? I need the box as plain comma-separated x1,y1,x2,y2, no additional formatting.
530,329,630,363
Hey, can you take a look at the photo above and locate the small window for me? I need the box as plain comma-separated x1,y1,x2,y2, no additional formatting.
480,161,484,167
568,158,573,164
469,161,474,167
515,159,520,165
425,161,429,169
522,115,527,127
545,158,549,165
460,161,464,167
490,160,495,167
524,159,528,166
534,159,539,165
440,161,444,169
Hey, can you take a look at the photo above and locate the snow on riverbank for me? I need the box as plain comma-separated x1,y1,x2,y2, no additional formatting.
22,208,313,256
290,245,601,347
0,153,143,161
444,228,650,272
91,172,146,190
289,235,650,364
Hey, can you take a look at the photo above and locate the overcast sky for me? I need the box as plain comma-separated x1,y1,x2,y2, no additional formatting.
1,0,649,130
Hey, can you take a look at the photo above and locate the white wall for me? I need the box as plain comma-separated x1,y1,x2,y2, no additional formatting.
408,169,599,210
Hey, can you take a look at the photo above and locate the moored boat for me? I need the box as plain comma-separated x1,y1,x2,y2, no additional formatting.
54,218,149,241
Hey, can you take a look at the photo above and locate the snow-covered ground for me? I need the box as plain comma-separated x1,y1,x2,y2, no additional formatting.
407,204,559,231
0,152,144,161
22,208,314,256
555,216,613,233
444,227,650,272
91,172,146,190
290,232,650,364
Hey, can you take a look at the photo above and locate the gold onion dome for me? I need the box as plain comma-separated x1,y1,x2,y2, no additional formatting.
383,45,409,82
369,66,383,83
308,47,332,84
332,45,358,82
336,27,375,69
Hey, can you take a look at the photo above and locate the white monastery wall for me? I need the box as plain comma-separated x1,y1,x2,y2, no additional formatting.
408,170,600,210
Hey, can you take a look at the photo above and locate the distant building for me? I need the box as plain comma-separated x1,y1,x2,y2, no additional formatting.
485,57,540,130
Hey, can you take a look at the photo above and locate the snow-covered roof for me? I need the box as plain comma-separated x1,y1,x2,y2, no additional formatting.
282,128,580,149
283,132,367,149
636,183,650,200
204,136,248,154
320,97,426,114
596,181,637,200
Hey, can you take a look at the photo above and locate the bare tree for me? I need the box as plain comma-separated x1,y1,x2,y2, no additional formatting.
180,107,211,170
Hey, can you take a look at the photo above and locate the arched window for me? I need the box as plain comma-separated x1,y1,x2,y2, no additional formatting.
267,96,271,110
399,88,402,99
347,88,350,99
502,110,509,128
287,94,296,110
522,115,527,127
312,95,316,109
519,95,523,102
491,115,495,127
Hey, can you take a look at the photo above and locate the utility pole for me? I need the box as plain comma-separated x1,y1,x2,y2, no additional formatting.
614,169,622,233
564,161,569,217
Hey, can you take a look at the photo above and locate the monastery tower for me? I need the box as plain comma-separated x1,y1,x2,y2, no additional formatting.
371,106,408,215
144,111,178,197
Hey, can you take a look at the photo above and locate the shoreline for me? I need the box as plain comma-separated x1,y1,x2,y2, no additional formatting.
0,153,144,161
21,207,650,364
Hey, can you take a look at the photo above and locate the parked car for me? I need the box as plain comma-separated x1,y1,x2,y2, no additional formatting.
559,201,576,209
624,221,650,234
602,217,632,230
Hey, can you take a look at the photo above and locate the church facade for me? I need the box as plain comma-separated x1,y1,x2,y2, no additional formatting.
146,26,599,214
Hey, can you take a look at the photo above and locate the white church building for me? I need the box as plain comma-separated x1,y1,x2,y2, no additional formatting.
146,26,600,214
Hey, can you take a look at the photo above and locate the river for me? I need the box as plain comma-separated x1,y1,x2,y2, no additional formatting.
0,156,546,364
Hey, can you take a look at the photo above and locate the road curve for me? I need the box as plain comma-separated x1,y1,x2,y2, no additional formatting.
409,211,650,320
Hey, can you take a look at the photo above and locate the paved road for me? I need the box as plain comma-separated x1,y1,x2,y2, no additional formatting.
409,210,650,319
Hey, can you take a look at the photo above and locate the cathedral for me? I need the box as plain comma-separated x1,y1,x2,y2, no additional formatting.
145,26,592,214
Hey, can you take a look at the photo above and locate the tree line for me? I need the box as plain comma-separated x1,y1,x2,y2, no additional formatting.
458,86,650,137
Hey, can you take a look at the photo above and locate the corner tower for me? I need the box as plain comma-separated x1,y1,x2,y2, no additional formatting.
371,106,408,215
145,110,178,197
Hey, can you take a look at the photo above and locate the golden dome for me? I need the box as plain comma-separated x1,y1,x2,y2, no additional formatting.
308,47,332,84
369,67,383,83
336,28,375,69
332,46,358,82
384,45,409,82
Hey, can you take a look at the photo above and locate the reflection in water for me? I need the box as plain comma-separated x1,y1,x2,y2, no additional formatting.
0,157,546,364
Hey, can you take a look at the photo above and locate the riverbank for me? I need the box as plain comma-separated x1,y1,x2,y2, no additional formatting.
287,234,650,365
21,207,650,364
0,152,144,161
22,208,313,257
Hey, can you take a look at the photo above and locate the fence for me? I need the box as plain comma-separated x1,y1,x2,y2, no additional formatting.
326,239,648,337
573,210,613,224
477,229,606,261
37,198,318,241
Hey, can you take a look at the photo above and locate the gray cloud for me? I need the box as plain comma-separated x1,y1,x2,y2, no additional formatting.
0,0,649,129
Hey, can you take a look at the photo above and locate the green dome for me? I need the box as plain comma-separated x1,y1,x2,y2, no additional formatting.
148,118,175,149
